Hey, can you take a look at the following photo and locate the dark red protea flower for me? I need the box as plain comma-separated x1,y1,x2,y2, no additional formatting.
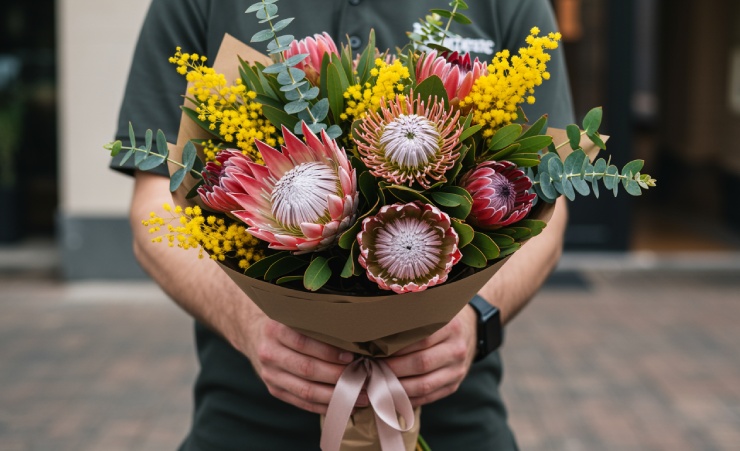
460,161,536,229
197,149,254,213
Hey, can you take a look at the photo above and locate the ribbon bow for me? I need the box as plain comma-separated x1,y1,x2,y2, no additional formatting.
321,357,415,451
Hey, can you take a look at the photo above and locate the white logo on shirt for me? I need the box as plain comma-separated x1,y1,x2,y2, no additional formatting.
411,22,495,55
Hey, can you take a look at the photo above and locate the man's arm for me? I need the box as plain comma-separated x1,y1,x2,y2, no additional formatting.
478,197,568,325
130,171,365,414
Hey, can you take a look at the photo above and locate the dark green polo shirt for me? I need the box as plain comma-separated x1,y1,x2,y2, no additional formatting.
112,1,573,449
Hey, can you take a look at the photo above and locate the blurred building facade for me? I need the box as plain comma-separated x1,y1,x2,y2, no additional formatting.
0,0,738,278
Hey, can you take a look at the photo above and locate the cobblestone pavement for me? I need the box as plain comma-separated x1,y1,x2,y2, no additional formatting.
0,267,739,450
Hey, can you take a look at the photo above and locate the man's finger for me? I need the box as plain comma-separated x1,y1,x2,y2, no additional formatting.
277,325,355,364
383,344,457,378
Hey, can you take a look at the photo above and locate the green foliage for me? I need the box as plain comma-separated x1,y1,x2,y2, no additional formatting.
533,150,656,202
245,0,338,137
304,256,335,291
103,123,204,192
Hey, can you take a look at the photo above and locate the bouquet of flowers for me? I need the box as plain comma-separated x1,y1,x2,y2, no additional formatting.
106,1,655,449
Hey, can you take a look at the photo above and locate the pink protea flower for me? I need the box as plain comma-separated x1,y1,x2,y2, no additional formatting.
230,123,358,253
285,32,340,86
354,94,462,189
197,149,254,213
358,202,462,294
416,50,487,109
460,161,536,230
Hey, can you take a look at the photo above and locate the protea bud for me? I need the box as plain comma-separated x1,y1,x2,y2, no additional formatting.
461,161,536,229
416,50,487,110
285,32,340,86
358,202,462,294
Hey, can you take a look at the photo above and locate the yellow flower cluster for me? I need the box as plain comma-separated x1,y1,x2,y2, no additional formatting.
459,28,561,137
169,48,279,163
341,58,410,122
143,203,264,270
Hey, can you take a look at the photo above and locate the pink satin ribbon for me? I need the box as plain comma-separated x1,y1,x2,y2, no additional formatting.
321,357,415,451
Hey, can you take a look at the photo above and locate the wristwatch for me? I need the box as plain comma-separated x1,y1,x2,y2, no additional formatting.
468,294,503,362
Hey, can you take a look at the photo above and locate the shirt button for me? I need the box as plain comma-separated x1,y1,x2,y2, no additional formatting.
349,36,362,49
349,0,361,5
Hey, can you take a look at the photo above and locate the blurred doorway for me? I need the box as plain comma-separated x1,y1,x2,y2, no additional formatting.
554,0,740,252
0,0,58,243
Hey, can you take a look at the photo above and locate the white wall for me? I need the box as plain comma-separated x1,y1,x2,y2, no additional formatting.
58,0,150,217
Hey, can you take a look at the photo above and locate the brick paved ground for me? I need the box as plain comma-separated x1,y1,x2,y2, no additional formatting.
1,267,739,450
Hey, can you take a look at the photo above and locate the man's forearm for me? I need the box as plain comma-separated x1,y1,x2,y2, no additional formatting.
477,197,568,325
130,171,264,348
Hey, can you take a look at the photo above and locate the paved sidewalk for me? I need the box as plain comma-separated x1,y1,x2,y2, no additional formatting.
1,267,739,450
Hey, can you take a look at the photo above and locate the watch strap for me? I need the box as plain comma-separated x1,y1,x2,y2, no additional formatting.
468,294,503,362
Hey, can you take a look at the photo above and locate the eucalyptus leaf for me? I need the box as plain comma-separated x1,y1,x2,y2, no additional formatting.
326,125,342,139
284,99,309,114
624,179,642,196
182,141,197,172
561,178,575,201
170,167,188,192
110,140,122,157
255,3,278,19
539,173,557,200
284,52,308,66
119,149,134,166
571,177,590,196
582,107,603,135
277,67,305,85
566,124,581,150
251,29,275,43
144,129,153,152
451,12,473,24
128,122,136,148
311,98,330,122
138,154,166,171
280,81,308,92
621,159,644,177
603,165,619,190
272,17,294,32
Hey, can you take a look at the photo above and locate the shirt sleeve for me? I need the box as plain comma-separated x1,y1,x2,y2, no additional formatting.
110,0,210,177
498,0,575,128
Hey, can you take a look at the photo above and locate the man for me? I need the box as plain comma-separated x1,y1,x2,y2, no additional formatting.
112,0,573,449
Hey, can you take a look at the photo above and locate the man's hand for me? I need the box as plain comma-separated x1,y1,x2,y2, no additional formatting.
382,305,478,407
236,313,367,415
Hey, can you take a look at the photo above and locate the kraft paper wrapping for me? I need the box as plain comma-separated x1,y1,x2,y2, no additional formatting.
321,407,422,451
165,33,605,451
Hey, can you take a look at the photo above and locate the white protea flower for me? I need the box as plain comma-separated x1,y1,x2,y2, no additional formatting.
231,123,358,253
358,202,462,293
354,94,462,189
